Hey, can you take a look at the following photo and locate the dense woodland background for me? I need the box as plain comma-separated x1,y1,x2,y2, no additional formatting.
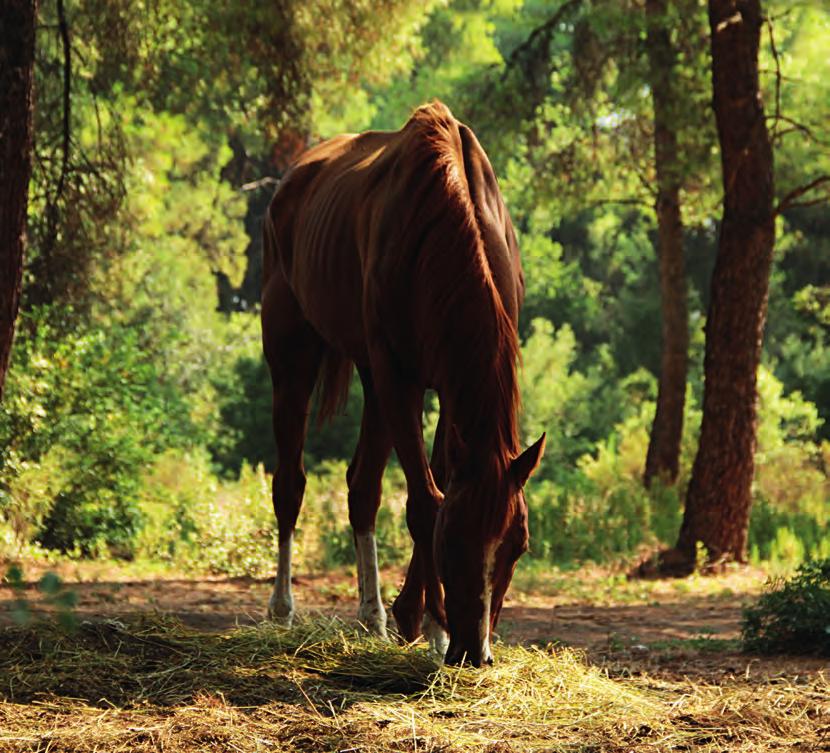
1,0,829,578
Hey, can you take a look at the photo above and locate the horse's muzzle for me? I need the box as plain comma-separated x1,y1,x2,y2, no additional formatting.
444,640,494,668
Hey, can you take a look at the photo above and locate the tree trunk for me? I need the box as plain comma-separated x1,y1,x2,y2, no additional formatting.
643,0,689,487
0,0,37,400
675,0,775,566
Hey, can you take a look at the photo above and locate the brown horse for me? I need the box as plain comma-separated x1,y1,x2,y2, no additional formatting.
261,101,545,666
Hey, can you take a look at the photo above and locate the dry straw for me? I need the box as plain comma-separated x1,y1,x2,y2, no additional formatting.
0,615,826,752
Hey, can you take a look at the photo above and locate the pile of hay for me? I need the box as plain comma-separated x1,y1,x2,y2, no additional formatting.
0,615,826,752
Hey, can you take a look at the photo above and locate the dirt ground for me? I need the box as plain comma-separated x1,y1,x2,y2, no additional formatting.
2,560,827,683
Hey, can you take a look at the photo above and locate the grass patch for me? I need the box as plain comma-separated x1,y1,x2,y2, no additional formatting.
1,616,828,752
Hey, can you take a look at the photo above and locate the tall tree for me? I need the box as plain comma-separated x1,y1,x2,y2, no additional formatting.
643,0,689,487
0,0,37,399
672,0,775,569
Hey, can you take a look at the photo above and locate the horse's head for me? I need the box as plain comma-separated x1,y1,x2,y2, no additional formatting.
435,432,545,667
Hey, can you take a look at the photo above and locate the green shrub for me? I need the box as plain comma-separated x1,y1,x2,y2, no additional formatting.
297,461,409,571
134,451,275,576
741,559,830,656
0,310,196,556
133,452,410,577
747,369,829,569
748,500,830,570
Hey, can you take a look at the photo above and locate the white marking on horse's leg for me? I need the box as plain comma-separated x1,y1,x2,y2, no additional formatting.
268,534,294,624
479,543,496,664
422,611,449,657
355,531,388,637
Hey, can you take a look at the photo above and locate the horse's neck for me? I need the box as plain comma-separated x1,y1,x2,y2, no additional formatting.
443,353,519,463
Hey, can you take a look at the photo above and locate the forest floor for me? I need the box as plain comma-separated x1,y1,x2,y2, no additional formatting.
0,559,827,752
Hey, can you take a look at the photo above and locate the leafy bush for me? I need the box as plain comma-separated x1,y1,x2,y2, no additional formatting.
519,318,637,485
749,368,830,568
742,559,830,656
522,363,830,568
521,368,688,564
0,311,196,556
133,452,410,577
134,450,275,576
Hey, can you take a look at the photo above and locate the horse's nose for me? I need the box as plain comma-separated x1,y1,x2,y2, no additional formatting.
443,642,465,666
443,641,493,668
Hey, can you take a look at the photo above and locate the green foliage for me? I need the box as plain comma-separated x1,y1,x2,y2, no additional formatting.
742,559,830,656
131,452,410,577
523,400,683,565
6,0,830,576
519,319,605,476
519,365,828,567
748,368,830,568
0,311,196,556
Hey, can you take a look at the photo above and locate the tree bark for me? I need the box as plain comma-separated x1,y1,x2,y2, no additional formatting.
643,0,689,487
675,0,775,566
0,0,37,400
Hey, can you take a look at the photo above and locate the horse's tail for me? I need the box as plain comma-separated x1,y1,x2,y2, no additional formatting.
315,349,353,425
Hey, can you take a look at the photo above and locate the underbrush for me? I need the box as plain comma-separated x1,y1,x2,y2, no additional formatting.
742,558,830,656
133,452,410,576
1,314,827,576
518,365,830,569
0,615,826,753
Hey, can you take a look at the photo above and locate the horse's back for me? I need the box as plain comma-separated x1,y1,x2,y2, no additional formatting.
263,131,389,360
263,102,521,382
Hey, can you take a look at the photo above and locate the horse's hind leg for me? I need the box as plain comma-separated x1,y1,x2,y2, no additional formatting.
265,324,322,624
347,369,393,636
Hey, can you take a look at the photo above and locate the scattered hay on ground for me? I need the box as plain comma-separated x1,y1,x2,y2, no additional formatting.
0,615,826,752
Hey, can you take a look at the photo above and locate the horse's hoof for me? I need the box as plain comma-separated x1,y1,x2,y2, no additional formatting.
422,611,449,657
267,595,294,625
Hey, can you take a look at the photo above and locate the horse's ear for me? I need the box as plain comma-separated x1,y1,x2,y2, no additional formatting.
447,423,468,469
511,433,546,487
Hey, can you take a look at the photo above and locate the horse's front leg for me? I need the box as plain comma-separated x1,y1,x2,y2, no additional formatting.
366,342,448,655
402,479,448,655
393,547,449,656
393,411,449,655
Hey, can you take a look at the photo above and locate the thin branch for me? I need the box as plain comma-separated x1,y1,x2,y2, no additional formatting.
54,0,71,204
629,155,658,201
240,176,280,192
758,69,800,83
767,7,796,23
502,0,583,80
766,114,830,147
765,14,782,143
588,197,653,209
776,175,830,215
784,197,830,211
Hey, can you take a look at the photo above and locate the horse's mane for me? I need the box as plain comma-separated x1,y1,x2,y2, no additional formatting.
402,102,521,471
